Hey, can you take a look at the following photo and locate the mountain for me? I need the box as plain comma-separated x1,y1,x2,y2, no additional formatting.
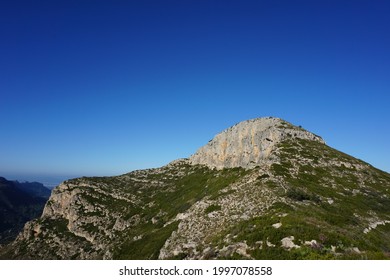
0,177,50,244
13,181,51,199
1,117,389,259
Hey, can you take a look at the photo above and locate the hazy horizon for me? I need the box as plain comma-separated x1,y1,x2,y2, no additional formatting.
1,173,82,189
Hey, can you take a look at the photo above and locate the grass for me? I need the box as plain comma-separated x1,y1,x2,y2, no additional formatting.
114,221,179,259
286,188,320,203
205,204,222,214
213,202,389,259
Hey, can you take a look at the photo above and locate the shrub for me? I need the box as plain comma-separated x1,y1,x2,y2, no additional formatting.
205,204,222,214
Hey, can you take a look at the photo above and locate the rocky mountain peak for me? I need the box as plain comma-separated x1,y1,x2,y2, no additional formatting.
189,117,324,169
1,117,389,260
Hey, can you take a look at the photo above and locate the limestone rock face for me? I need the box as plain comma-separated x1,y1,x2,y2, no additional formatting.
189,117,324,169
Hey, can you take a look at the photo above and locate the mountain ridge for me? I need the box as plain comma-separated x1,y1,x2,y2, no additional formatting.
0,177,50,244
1,117,389,259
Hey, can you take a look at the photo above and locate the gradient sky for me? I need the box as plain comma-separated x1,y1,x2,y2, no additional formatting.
1,0,389,184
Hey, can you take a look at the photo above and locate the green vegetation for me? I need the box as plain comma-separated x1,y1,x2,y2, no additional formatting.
76,163,252,259
114,221,179,259
257,174,270,180
261,138,390,259
286,188,320,203
205,204,222,214
206,137,390,260
213,201,389,259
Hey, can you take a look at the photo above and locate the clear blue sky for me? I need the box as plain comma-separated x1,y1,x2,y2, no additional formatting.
1,0,389,184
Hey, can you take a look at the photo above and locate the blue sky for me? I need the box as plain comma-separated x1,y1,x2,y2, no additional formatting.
1,0,389,184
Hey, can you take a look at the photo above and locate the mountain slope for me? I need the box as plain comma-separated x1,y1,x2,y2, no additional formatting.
0,177,49,244
1,117,389,259
14,181,51,199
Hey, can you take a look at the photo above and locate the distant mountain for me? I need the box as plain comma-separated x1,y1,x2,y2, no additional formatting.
1,117,389,259
14,181,51,199
0,177,50,244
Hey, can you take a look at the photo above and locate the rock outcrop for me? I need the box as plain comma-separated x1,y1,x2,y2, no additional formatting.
189,117,324,169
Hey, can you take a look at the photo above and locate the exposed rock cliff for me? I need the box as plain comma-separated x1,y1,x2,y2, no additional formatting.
189,117,324,169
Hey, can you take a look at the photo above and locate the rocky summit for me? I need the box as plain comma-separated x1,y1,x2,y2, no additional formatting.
1,117,389,260
190,117,324,169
